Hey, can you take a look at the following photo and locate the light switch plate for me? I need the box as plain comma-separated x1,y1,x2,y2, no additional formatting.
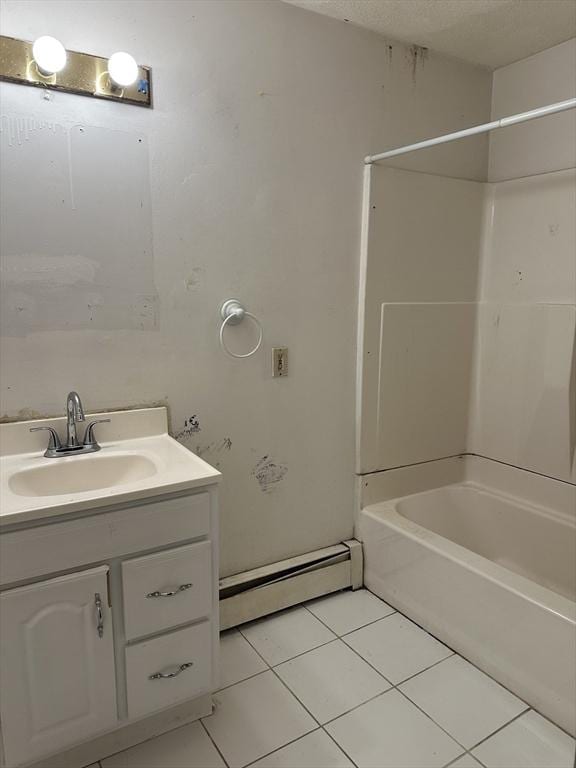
272,347,288,377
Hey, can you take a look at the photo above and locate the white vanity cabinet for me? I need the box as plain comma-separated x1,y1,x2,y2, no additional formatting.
0,567,117,766
0,486,219,768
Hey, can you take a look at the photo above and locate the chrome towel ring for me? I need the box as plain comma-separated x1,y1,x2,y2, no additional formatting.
219,299,263,359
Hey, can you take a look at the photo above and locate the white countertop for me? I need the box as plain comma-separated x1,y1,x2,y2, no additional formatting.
0,407,221,527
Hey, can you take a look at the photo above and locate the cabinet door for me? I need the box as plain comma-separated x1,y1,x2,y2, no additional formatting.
0,566,117,767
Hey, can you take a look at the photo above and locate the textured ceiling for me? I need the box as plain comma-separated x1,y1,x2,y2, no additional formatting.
282,0,576,68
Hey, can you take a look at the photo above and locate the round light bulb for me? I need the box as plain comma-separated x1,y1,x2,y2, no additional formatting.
32,36,67,75
108,52,138,87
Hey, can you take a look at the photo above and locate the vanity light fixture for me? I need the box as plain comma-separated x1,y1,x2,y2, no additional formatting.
108,51,139,87
0,35,152,107
32,35,67,75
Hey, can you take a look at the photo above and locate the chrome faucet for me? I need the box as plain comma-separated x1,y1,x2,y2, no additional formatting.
30,392,110,458
66,391,85,448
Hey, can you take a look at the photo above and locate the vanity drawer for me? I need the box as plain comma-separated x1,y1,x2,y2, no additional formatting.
122,541,212,640
125,621,212,720
0,492,210,585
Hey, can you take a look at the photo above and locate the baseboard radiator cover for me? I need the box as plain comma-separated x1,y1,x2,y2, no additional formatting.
219,540,363,630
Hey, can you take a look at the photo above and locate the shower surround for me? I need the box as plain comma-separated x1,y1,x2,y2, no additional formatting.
355,39,576,734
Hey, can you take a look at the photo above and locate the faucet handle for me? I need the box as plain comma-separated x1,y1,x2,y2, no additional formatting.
30,426,62,451
83,419,111,448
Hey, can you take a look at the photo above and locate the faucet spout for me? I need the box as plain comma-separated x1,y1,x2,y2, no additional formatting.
66,391,85,447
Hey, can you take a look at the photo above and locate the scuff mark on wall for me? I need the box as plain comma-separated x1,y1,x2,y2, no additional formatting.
194,437,232,467
133,294,159,330
185,267,204,291
173,414,201,442
406,45,428,83
252,455,288,493
196,437,232,456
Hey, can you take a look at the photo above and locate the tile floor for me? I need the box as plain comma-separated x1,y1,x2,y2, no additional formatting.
92,589,574,768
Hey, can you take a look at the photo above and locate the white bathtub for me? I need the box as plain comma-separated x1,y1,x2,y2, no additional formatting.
356,455,576,735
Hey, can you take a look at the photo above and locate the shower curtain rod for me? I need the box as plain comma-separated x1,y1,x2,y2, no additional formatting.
364,97,576,164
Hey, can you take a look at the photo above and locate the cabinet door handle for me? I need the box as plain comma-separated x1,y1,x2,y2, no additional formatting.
145,583,193,599
94,592,104,638
149,662,194,680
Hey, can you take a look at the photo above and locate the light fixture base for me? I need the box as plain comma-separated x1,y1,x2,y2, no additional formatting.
0,35,152,108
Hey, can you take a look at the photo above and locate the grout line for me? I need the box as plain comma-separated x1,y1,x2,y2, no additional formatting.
321,725,361,767
216,666,271,693
238,626,325,728
268,636,340,668
470,750,490,768
241,728,324,768
465,707,530,752
443,752,468,767
200,716,231,768
394,686,469,752
321,688,393,727
386,651,457,685
336,590,459,655
302,594,399,637
237,627,338,669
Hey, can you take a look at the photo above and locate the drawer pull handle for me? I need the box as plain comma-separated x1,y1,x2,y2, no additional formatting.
94,592,104,639
149,662,194,680
146,583,193,599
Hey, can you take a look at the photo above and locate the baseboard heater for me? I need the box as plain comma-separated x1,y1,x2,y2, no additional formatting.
219,540,363,630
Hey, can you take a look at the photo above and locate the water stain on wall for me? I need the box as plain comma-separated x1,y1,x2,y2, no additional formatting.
406,44,429,83
0,398,169,424
252,455,288,493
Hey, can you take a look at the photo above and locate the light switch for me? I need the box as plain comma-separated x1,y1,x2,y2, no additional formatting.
272,347,288,377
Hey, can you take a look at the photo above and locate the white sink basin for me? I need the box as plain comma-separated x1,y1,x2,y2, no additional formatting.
9,453,158,497
0,407,221,526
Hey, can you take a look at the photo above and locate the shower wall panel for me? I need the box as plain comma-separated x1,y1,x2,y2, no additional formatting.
357,167,484,473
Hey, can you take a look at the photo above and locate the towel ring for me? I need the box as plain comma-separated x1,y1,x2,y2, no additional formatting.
219,299,263,359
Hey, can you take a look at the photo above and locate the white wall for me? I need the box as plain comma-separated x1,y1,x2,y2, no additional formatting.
471,39,576,483
0,0,492,575
488,39,576,182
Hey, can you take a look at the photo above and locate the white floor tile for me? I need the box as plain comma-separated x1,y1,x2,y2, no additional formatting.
203,671,316,768
306,589,395,636
240,606,336,666
249,729,354,767
275,639,390,724
400,655,527,749
100,722,225,768
449,755,484,768
472,710,576,768
343,613,453,684
326,689,462,768
219,629,268,689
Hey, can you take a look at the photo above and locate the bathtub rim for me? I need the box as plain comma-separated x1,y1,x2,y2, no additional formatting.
362,499,576,623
